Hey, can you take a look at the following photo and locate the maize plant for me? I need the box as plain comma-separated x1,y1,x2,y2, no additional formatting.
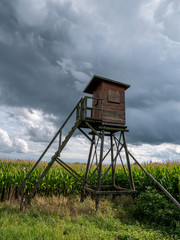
0,159,179,201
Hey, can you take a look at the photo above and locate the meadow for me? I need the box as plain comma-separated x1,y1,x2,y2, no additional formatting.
0,159,179,240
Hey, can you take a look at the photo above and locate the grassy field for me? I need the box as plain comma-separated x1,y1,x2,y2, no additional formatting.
0,194,179,240
0,159,180,239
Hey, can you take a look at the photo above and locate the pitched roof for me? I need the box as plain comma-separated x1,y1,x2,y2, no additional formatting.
83,75,130,94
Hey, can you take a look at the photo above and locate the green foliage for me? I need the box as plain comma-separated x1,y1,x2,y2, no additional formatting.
0,197,179,240
133,187,180,233
0,159,179,239
0,159,179,204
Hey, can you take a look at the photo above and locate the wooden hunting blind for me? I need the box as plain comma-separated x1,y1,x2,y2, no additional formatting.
19,75,180,210
84,75,130,125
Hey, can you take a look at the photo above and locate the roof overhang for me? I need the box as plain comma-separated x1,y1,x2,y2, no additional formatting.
83,75,130,94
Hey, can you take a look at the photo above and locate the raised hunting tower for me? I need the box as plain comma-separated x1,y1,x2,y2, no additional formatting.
19,75,180,210
84,75,129,125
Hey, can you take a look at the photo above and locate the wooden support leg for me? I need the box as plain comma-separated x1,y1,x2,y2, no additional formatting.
80,189,85,202
122,132,135,191
20,186,25,211
81,134,95,202
110,134,115,186
95,194,100,210
96,130,104,210
85,134,95,181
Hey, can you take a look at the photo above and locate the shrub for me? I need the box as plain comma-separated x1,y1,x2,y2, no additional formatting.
133,187,180,231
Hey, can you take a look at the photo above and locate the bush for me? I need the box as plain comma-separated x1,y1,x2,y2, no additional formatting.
133,187,180,230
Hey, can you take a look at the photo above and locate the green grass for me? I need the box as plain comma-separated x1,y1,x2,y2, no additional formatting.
0,195,179,240
0,159,179,239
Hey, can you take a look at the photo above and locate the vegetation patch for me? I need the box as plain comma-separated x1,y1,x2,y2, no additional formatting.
0,159,179,201
0,159,179,239
0,195,179,240
133,187,180,235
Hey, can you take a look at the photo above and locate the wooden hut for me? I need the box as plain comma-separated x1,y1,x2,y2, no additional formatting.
83,75,130,125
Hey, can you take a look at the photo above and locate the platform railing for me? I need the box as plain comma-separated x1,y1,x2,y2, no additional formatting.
76,96,103,121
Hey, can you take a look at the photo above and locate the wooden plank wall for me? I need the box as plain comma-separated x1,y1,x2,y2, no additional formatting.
92,81,126,125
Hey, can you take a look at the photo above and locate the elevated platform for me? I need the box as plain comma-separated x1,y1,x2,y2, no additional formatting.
78,118,129,133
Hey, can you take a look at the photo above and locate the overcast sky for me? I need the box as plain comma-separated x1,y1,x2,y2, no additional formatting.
0,0,180,163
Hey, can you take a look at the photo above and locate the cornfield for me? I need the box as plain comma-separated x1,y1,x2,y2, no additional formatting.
0,159,179,201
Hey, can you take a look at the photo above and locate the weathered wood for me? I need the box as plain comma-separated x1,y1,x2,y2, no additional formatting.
101,140,123,183
83,186,96,193
78,128,92,142
83,76,129,125
122,132,135,191
111,134,115,186
56,158,87,184
98,126,129,132
113,135,131,187
88,143,114,181
85,122,101,138
58,129,62,157
96,130,105,209
96,190,137,195
84,134,95,181
60,119,81,150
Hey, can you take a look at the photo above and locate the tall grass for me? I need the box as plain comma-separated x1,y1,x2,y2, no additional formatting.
1,195,179,240
0,159,179,201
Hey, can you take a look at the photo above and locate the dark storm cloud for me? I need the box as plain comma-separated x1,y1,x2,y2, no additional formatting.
0,0,84,117
1,0,180,145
